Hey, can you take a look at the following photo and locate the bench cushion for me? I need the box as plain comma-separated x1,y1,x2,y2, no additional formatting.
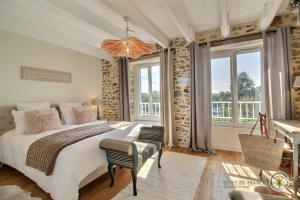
134,141,158,167
136,139,162,151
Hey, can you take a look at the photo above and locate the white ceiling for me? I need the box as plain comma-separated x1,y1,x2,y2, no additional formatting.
0,0,290,59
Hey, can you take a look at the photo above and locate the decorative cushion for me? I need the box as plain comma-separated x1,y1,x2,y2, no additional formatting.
25,109,62,134
139,126,164,143
17,102,50,111
59,106,76,125
73,106,96,125
136,139,162,151
134,141,157,164
58,102,82,124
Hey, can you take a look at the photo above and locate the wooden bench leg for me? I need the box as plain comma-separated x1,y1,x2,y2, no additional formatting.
108,163,115,187
259,170,263,180
158,149,162,169
131,169,137,196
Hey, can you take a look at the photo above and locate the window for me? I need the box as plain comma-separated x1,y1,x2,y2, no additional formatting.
211,47,263,126
137,63,160,120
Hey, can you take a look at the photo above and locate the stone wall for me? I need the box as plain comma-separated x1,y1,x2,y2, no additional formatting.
129,65,137,120
101,58,119,120
170,38,191,146
196,13,297,43
291,28,300,118
101,58,137,121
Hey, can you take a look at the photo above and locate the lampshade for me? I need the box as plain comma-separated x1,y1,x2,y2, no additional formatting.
101,17,155,59
294,76,300,88
91,97,103,106
101,37,155,59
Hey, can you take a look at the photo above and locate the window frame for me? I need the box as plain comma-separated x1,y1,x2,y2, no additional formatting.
211,46,264,128
135,62,160,121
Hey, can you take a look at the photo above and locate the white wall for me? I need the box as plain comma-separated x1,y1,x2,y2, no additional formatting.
0,30,101,106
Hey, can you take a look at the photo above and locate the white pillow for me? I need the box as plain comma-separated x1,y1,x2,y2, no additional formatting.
58,102,82,108
11,110,26,134
59,102,82,125
12,108,57,134
17,102,50,111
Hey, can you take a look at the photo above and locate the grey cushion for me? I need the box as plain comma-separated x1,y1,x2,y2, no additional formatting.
139,126,164,143
134,141,157,164
136,139,162,150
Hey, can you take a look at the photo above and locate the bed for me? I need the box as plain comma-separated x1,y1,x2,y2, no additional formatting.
0,105,143,200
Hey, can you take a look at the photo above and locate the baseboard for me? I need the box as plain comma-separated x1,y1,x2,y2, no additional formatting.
212,144,241,152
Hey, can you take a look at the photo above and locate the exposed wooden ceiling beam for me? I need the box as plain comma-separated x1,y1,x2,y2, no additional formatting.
102,0,169,48
258,0,283,31
0,12,110,59
0,0,111,59
46,0,124,39
219,0,230,38
161,1,195,42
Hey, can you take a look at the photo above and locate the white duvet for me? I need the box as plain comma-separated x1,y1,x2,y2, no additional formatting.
0,121,143,200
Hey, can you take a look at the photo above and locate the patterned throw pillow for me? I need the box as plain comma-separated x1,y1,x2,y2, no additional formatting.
25,109,62,134
73,106,96,125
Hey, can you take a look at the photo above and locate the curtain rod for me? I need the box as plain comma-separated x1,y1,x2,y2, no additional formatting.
198,31,266,47
129,48,175,62
199,26,297,47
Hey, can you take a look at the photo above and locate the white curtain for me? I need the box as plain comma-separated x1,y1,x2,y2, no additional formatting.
189,42,214,153
160,49,177,147
263,27,293,122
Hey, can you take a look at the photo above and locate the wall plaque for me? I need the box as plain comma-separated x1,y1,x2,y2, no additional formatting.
20,66,72,83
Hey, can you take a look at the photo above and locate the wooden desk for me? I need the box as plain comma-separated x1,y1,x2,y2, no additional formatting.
272,120,300,181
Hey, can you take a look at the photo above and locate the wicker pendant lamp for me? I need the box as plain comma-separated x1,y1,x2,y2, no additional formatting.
101,17,155,59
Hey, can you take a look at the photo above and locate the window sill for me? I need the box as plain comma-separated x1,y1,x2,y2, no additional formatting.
133,120,161,125
213,123,254,129
135,117,160,122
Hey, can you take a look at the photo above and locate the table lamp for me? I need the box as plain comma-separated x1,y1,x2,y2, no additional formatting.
91,97,103,120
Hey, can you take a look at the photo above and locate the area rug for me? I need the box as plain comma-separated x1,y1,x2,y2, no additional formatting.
0,185,41,200
113,151,207,200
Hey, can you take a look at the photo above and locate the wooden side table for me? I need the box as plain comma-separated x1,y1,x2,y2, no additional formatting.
272,120,300,194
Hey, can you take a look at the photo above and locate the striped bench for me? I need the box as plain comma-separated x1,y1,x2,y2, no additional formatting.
99,126,164,196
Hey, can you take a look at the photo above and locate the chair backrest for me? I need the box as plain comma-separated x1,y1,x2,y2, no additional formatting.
249,112,268,138
139,126,164,143
259,112,268,138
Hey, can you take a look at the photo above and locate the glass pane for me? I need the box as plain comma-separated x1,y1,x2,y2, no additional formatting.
139,68,149,116
151,65,160,117
236,51,262,123
211,57,232,122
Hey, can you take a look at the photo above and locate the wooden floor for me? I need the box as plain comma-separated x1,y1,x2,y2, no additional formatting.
0,147,296,200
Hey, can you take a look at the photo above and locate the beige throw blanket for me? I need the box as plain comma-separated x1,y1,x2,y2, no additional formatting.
26,122,120,175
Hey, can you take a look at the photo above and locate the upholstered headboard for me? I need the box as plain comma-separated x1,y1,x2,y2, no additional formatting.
0,104,62,136
0,106,16,135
